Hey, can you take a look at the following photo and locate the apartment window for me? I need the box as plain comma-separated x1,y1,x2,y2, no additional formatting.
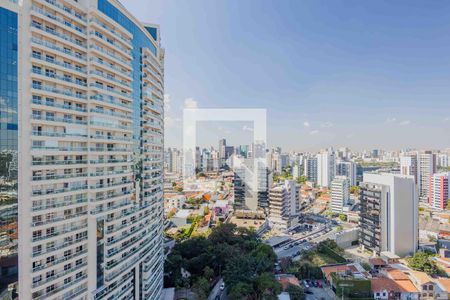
32,50,41,59
424,285,428,291
46,285,55,293
32,275,42,284
46,98,54,106
45,69,55,78
32,65,41,74
32,80,41,89
64,277,72,284
32,261,42,269
75,259,83,266
46,270,55,278
64,263,72,271
76,272,83,279
46,256,55,264
64,250,72,257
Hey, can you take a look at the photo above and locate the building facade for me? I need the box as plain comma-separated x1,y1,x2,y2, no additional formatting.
0,2,19,298
418,151,437,200
4,0,165,299
317,149,335,188
330,176,350,214
304,156,318,183
336,161,357,186
359,173,418,257
429,172,449,210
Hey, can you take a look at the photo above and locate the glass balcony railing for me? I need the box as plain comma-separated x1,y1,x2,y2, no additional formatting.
44,0,87,22
32,68,87,87
32,98,87,112
31,114,88,125
32,159,87,166
89,31,131,56
31,5,86,35
32,197,87,211
32,83,87,99
89,17,131,45
31,23,87,48
89,57,131,77
89,44,130,66
90,94,132,110
31,37,87,62
32,184,88,196
89,70,131,88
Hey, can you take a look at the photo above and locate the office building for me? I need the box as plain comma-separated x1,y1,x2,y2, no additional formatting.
359,173,418,257
6,0,165,299
330,176,350,214
429,172,449,210
0,2,19,298
317,149,335,187
233,159,270,212
336,161,357,186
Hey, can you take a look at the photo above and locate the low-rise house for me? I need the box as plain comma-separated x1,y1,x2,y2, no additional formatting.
369,257,387,271
371,277,419,300
408,270,441,300
321,264,371,298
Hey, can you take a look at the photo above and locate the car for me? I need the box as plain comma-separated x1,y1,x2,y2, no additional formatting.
220,282,225,291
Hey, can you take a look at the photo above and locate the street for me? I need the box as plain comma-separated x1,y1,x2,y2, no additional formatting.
208,278,228,300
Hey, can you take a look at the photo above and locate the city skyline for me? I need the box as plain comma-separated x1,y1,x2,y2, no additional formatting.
121,0,450,151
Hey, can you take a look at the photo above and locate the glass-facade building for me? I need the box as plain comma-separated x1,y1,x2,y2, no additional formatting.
0,0,165,299
0,4,19,299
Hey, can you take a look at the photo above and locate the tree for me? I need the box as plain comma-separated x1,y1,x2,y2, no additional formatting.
253,272,282,300
350,185,360,197
287,284,305,300
229,282,252,300
338,214,347,222
408,251,439,275
297,175,308,184
192,277,210,300
203,266,214,282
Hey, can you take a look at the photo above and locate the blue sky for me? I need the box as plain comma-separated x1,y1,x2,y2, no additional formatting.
121,0,450,151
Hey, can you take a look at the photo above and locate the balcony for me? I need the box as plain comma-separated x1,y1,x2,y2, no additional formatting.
31,50,87,74
31,22,87,49
32,83,87,100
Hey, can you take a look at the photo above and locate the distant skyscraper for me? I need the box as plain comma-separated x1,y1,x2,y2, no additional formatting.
400,153,418,184
429,172,449,210
330,176,350,213
317,149,336,187
418,151,437,200
304,156,318,183
219,138,227,166
437,153,449,168
336,161,357,186
359,173,418,257
6,0,165,298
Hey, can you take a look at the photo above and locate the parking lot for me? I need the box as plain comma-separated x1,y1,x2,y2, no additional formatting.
305,287,335,300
